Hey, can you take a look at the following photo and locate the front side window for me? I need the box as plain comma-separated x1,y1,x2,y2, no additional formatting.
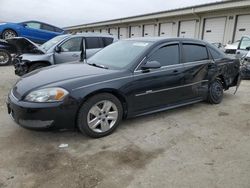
61,38,82,52
239,37,250,50
148,44,179,66
25,22,41,30
183,44,208,63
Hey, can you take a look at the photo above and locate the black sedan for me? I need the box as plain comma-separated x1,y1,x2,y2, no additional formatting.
7,38,241,138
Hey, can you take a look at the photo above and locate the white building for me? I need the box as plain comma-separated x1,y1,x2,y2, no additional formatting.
64,0,250,44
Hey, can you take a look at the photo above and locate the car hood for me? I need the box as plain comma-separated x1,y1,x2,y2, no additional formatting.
6,37,45,54
12,62,121,99
225,44,238,50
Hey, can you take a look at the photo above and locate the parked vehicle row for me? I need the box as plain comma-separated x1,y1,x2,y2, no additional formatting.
7,38,241,138
12,33,117,76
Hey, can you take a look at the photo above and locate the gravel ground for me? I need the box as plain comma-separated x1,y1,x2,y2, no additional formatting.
0,66,250,188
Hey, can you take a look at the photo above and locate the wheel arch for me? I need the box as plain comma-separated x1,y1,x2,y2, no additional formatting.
75,88,128,127
1,28,18,38
216,74,228,90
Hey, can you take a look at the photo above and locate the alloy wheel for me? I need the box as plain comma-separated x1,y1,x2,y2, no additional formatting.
0,51,9,65
87,100,118,133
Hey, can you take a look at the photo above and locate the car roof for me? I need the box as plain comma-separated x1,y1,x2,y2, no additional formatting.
74,32,117,39
124,37,208,44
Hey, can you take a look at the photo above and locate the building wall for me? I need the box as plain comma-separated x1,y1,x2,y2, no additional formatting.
66,6,250,45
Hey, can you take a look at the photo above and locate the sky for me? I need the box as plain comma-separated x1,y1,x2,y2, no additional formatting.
0,0,222,27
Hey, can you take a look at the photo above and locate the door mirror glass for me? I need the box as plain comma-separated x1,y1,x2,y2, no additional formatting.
55,46,61,53
141,61,161,70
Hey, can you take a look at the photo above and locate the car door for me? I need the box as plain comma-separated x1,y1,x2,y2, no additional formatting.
127,42,186,115
181,42,212,100
236,36,250,58
54,37,83,64
21,21,45,43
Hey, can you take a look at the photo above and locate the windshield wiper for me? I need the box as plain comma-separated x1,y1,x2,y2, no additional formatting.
87,63,109,69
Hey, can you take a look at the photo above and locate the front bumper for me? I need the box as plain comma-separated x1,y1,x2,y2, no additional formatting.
13,58,29,76
7,92,78,130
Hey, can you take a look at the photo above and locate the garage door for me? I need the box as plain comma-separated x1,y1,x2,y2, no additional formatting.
234,15,250,42
101,29,109,34
203,17,226,44
119,27,128,39
179,20,196,38
143,24,157,37
130,26,141,38
160,23,174,37
94,29,100,33
109,28,118,37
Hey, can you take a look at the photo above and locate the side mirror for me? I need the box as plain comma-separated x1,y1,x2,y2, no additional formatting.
55,46,61,53
22,23,27,27
246,46,250,51
141,61,161,71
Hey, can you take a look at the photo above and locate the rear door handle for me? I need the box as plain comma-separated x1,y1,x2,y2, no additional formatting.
72,54,79,57
173,70,178,73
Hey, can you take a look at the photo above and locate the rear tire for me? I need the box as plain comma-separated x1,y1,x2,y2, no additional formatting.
28,63,47,73
0,49,11,66
2,29,17,39
77,93,123,138
207,79,224,104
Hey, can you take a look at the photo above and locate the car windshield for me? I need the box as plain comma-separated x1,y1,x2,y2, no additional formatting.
40,35,68,51
87,40,153,69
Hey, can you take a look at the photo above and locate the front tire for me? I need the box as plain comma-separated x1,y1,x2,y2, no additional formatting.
207,79,224,104
2,29,17,39
0,49,11,66
77,93,123,138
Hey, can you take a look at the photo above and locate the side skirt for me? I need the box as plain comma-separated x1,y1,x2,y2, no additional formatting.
130,98,204,118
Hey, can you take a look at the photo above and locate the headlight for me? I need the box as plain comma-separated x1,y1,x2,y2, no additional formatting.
25,87,69,103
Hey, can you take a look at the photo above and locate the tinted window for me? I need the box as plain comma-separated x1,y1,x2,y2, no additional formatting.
42,24,55,32
183,44,208,63
61,37,82,52
103,37,114,46
86,37,101,49
54,27,63,33
239,37,250,50
209,47,224,60
25,22,41,29
148,44,179,66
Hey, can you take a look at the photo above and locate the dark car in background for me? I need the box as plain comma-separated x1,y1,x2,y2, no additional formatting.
13,33,117,76
0,39,16,65
7,38,241,138
0,21,65,44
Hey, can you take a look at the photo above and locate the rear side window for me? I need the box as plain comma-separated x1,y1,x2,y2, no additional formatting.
42,24,55,32
183,44,208,63
103,37,114,47
208,47,224,60
85,37,101,49
148,44,179,66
